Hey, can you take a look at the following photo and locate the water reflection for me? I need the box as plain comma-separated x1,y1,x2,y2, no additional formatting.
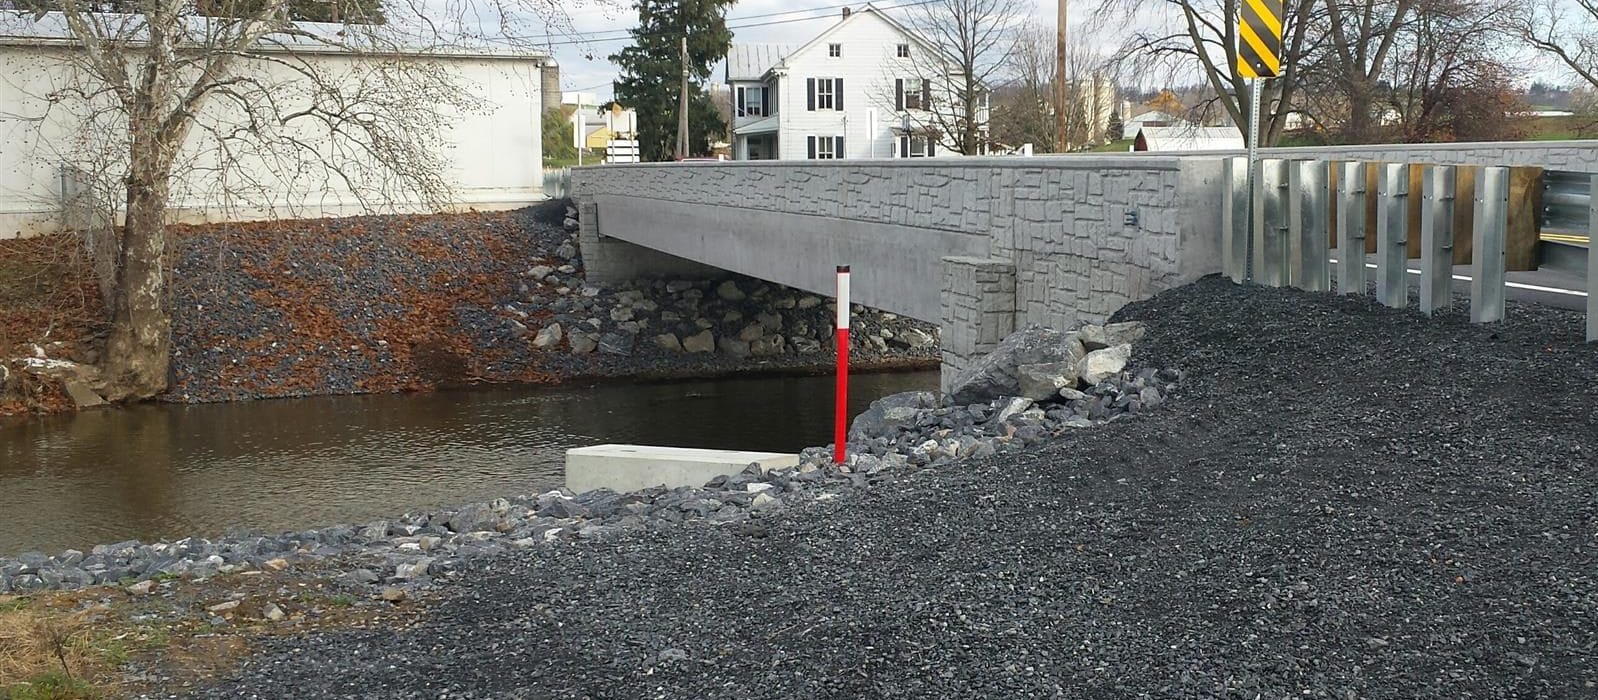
0,371,936,555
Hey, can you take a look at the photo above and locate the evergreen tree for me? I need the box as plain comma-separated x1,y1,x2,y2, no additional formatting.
611,0,733,161
1105,112,1124,143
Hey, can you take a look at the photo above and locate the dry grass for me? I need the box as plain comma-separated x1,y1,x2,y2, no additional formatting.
0,596,105,699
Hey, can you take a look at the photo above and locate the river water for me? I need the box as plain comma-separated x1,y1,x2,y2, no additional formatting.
0,370,937,556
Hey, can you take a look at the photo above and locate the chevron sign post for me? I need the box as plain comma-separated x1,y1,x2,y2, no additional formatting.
1238,0,1283,282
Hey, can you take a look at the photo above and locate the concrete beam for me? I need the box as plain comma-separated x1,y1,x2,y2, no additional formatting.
565,444,799,493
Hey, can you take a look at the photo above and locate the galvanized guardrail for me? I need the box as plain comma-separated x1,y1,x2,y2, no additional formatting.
1543,170,1593,236
1225,159,1598,342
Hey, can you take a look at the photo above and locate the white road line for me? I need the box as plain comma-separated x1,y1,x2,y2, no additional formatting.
1326,258,1589,298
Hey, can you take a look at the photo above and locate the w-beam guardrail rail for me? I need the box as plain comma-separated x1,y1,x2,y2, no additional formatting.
1543,170,1593,237
1225,158,1598,342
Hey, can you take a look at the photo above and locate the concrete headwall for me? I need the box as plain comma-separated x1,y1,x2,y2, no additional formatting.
571,156,1225,385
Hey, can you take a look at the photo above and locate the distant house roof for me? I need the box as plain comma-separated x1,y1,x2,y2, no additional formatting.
1133,126,1244,152
726,43,796,81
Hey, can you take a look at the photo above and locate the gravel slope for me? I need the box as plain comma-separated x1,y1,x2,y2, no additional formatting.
179,276,1598,699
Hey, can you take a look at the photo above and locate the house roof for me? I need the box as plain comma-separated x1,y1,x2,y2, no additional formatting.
727,43,796,81
1134,126,1243,152
774,4,949,76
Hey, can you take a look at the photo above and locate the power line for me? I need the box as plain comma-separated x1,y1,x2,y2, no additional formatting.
519,0,938,48
499,0,891,43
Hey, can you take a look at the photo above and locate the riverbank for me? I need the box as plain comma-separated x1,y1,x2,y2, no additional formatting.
9,276,1598,696
153,277,1598,696
0,201,939,417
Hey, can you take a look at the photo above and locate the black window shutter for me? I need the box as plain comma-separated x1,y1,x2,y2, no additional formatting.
895,79,904,111
928,137,935,157
835,78,844,110
735,87,745,116
835,136,844,158
807,78,815,111
921,79,931,108
899,135,910,158
761,86,770,115
807,136,817,159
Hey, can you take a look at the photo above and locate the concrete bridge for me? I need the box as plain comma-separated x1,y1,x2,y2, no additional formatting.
570,140,1598,386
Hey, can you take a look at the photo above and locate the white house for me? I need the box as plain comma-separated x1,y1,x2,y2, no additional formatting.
724,5,987,160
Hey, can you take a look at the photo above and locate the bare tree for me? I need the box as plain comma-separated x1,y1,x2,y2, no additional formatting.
6,0,575,401
1100,0,1317,145
1518,0,1598,92
1312,0,1420,141
892,0,1027,154
1385,0,1523,141
989,23,1114,152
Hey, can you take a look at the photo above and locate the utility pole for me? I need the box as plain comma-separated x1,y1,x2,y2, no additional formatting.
677,36,690,160
1054,0,1068,152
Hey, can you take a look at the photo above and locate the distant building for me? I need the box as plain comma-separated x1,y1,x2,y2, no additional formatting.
1122,110,1176,140
725,4,988,160
1132,126,1243,152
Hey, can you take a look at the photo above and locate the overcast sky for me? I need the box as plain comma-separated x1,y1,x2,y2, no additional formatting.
541,0,1579,104
544,0,1090,102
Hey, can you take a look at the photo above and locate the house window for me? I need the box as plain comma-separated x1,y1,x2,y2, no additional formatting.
896,43,910,58
809,135,845,159
898,133,935,158
897,78,930,111
829,43,842,57
736,86,766,117
815,78,836,110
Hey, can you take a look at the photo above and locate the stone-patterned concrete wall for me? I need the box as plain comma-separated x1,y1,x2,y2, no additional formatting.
574,201,719,285
940,257,1017,389
571,157,1214,301
572,157,1223,387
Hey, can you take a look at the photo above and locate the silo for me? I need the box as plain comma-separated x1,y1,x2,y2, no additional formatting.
540,59,562,114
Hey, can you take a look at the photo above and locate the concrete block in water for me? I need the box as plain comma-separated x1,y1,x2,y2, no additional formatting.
565,444,799,494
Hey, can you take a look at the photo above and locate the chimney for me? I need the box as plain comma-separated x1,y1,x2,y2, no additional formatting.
842,7,851,18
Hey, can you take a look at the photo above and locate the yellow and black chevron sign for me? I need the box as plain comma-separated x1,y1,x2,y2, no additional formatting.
1238,0,1283,78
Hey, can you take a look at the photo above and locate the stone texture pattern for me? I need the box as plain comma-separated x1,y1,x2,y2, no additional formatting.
939,257,1017,391
572,157,1196,371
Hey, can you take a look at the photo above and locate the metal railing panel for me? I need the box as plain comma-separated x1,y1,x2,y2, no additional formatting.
1472,166,1509,323
1376,163,1409,308
1420,165,1456,315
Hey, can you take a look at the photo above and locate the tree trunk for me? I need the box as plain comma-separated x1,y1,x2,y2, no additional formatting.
100,153,173,402
1344,80,1376,143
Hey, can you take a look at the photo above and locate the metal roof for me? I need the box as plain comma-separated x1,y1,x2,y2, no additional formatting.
726,43,795,81
1133,126,1245,152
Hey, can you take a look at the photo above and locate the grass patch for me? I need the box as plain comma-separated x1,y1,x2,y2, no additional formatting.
1087,139,1134,152
1,671,97,700
0,602,104,697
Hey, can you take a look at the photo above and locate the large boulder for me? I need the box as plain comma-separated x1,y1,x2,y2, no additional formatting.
682,330,715,353
1078,322,1146,352
850,391,939,440
945,326,1086,405
1077,344,1132,386
1015,361,1079,401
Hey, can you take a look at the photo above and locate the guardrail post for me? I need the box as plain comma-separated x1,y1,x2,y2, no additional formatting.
1472,166,1509,324
1253,159,1289,287
1337,162,1367,294
1420,165,1456,315
1222,157,1248,283
1288,159,1330,292
1376,163,1409,308
1588,174,1597,342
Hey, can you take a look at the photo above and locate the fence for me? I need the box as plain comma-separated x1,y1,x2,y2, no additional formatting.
1223,157,1598,342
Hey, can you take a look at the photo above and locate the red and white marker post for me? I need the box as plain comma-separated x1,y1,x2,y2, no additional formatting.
833,265,851,464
